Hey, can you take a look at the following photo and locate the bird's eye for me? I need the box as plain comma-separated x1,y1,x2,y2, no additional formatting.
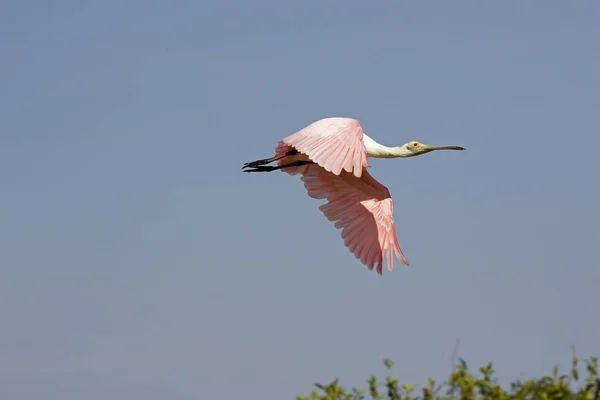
413,143,419,147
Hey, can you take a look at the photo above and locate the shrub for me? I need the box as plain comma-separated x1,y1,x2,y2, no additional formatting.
297,355,599,400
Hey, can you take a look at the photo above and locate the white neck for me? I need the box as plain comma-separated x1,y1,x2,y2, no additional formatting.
362,133,410,158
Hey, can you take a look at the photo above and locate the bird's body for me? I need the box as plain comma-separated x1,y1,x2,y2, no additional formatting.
243,117,465,275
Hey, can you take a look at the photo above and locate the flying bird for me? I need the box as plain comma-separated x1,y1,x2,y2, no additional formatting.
242,117,465,275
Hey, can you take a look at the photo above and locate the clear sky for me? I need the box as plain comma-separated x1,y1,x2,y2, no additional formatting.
1,1,599,399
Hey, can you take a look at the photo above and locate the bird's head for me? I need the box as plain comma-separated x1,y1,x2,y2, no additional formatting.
402,141,466,157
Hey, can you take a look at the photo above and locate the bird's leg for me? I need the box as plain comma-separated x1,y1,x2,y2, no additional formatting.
243,160,314,173
242,149,298,169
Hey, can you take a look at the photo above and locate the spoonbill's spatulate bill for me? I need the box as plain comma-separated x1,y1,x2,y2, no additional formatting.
242,117,465,275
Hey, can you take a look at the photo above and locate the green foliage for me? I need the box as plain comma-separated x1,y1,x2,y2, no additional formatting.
297,355,599,400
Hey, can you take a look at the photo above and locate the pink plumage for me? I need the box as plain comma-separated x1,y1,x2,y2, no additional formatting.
243,117,465,274
281,117,370,178
301,165,408,274
243,117,407,274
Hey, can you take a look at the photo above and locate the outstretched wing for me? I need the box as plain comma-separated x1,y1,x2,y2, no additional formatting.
299,164,409,274
281,117,370,178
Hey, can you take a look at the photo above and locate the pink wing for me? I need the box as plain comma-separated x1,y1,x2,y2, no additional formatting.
299,164,409,275
281,117,370,178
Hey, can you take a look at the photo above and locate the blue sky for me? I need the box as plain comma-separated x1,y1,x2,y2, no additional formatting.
1,1,599,399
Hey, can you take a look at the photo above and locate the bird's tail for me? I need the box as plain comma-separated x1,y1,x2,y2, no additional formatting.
242,143,313,173
242,143,296,170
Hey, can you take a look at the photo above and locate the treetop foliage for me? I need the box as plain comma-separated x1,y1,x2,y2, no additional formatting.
297,355,599,400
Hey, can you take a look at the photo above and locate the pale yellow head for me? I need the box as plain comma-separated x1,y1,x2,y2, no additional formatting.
402,141,465,157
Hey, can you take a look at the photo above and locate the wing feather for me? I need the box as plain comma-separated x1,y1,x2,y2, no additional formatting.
299,164,409,275
282,117,370,177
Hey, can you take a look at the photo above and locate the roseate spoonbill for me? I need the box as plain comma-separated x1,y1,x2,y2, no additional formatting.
242,117,465,275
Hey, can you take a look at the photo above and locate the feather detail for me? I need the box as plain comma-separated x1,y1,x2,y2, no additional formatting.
297,164,409,274
281,117,369,177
